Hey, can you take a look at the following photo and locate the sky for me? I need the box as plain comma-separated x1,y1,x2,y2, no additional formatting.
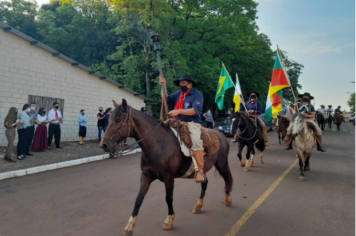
255,0,355,110
2,0,355,110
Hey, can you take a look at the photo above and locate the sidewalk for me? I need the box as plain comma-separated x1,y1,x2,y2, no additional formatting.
0,138,140,174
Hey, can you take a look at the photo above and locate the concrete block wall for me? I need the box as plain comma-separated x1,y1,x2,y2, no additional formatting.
0,30,145,146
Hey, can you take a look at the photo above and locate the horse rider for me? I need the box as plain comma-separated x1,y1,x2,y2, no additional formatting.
317,105,328,119
326,105,334,113
236,90,270,146
334,106,342,115
285,92,326,152
159,75,205,183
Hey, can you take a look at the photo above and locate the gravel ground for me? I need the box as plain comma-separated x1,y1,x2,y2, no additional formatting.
0,138,138,173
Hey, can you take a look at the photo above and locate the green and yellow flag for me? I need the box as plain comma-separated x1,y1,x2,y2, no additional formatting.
215,64,234,110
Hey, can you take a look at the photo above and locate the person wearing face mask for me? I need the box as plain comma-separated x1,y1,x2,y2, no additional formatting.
78,109,88,145
17,104,34,160
159,75,205,183
31,107,49,151
25,102,38,156
285,92,325,152
4,107,20,162
334,106,342,114
97,107,106,142
203,109,214,128
48,102,63,149
238,90,270,146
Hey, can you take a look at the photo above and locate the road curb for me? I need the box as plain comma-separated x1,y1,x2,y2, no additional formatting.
0,148,142,181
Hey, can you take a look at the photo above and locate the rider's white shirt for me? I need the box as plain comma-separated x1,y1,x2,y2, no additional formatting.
318,108,327,113
326,108,334,112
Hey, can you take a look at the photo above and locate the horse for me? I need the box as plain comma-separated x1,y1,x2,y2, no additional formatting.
326,112,333,129
291,113,316,180
276,115,290,144
316,111,326,131
333,113,345,132
100,99,233,234
230,112,265,171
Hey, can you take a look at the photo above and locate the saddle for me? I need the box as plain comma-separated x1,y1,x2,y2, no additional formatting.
164,119,219,156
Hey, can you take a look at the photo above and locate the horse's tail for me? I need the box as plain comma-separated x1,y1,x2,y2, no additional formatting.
214,134,233,194
255,137,265,153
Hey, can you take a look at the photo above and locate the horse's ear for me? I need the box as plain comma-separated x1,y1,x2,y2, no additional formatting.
112,100,119,108
122,99,128,112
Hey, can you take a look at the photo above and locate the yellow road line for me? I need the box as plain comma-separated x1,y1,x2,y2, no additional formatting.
224,158,298,236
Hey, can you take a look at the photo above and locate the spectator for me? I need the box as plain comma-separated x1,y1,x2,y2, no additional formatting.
48,102,63,149
97,107,106,141
78,109,88,145
26,102,38,156
17,104,34,160
104,107,112,129
31,107,48,151
203,109,214,128
3,107,20,162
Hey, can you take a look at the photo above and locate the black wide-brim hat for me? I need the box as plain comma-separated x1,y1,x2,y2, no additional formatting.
246,90,260,97
173,75,197,87
298,92,314,100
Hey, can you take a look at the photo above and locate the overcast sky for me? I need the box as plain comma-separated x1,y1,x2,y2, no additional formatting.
256,0,355,110
3,0,355,110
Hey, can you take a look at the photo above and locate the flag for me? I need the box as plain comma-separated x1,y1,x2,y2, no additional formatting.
233,73,243,112
215,64,234,110
265,85,285,122
269,51,291,96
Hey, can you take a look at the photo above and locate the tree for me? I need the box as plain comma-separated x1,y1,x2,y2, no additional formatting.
347,92,355,113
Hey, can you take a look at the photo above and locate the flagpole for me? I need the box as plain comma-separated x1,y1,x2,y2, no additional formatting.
221,62,249,114
277,45,299,110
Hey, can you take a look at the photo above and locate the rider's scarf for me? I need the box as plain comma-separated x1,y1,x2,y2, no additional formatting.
299,104,309,113
174,89,191,118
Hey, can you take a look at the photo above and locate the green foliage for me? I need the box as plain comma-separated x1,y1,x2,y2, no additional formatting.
0,0,304,117
347,92,355,113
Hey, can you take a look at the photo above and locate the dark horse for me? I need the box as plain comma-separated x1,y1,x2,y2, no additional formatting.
276,115,290,144
316,111,326,131
326,112,333,129
333,113,345,132
100,100,233,234
230,112,266,171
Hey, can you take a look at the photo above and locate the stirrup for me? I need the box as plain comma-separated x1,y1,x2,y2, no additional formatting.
194,170,206,183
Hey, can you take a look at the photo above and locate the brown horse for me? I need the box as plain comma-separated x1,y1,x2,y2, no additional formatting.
100,99,233,234
276,115,290,144
326,112,333,129
333,113,345,132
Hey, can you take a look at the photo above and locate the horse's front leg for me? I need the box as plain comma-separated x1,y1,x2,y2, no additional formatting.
162,177,175,230
124,173,153,234
297,154,305,180
192,178,208,214
304,156,311,171
278,130,281,144
244,145,253,171
237,143,245,167
250,147,255,167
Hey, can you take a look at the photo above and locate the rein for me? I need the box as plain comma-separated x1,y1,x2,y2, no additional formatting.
235,115,258,141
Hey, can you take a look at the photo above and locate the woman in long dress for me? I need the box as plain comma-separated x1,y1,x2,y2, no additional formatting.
31,107,48,151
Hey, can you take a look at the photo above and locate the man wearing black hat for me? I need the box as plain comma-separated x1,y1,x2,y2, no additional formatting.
285,92,325,152
238,90,270,146
159,75,205,183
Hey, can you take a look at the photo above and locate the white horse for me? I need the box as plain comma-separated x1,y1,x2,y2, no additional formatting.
292,113,316,180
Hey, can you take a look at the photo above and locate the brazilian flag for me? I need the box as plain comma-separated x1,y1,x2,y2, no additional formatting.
215,64,234,110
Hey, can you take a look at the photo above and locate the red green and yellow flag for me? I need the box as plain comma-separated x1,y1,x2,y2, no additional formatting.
269,52,291,96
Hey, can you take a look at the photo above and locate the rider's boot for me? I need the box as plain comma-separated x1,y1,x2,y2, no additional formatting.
316,135,326,152
191,150,206,183
262,129,270,146
284,134,293,150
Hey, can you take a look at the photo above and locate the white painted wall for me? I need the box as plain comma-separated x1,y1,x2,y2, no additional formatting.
0,29,145,146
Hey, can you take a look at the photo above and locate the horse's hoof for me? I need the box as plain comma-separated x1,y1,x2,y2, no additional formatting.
305,167,310,171
259,160,264,164
224,198,232,207
299,176,305,181
162,215,174,230
122,231,133,236
124,216,137,232
244,168,249,171
251,160,254,166
240,161,245,167
192,206,202,214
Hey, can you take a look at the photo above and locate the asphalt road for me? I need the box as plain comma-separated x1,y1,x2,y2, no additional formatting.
0,123,354,236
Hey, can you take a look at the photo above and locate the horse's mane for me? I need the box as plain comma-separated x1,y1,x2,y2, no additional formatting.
112,105,170,131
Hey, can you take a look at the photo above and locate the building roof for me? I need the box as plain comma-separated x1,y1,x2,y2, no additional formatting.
0,21,149,101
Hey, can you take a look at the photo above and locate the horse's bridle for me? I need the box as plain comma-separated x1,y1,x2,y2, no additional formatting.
234,115,258,141
102,108,135,143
